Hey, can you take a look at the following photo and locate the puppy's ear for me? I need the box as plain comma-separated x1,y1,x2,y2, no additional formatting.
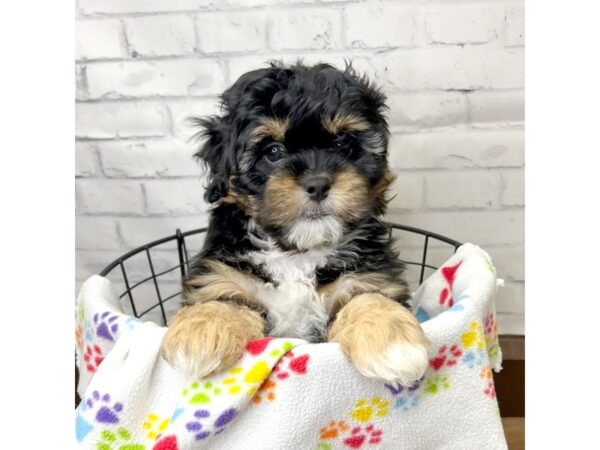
192,116,234,204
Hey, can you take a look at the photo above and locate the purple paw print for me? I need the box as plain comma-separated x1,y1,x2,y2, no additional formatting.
86,391,123,424
214,408,238,434
384,377,423,395
185,408,238,441
186,410,211,441
94,311,119,341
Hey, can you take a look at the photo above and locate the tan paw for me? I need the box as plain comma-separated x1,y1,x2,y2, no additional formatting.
161,301,264,379
328,293,429,386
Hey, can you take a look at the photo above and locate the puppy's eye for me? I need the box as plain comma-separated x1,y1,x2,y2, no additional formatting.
264,143,286,163
333,139,353,157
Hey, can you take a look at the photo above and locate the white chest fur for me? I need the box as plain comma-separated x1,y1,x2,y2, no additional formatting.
246,248,332,341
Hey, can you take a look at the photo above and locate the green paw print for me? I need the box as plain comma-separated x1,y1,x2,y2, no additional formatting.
423,375,450,395
96,428,145,450
269,341,294,358
182,380,222,405
317,443,332,450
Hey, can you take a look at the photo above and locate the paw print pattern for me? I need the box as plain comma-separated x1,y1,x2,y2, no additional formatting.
185,408,239,441
94,311,120,341
83,344,104,374
429,344,463,371
96,427,145,450
461,321,487,368
320,420,350,440
152,435,178,450
350,397,389,423
484,313,500,358
438,262,462,307
423,375,450,395
385,378,423,411
86,391,123,424
76,324,84,353
480,366,497,398
142,413,170,440
252,379,277,404
253,350,310,404
182,381,222,405
343,425,383,449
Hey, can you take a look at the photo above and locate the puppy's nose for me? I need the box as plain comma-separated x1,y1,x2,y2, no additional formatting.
303,176,331,202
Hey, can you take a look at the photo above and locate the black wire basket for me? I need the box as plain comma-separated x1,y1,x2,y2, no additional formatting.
99,224,461,327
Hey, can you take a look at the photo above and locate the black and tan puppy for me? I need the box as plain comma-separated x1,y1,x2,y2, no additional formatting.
162,62,429,386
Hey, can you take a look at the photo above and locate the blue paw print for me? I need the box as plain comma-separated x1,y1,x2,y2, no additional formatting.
462,349,486,368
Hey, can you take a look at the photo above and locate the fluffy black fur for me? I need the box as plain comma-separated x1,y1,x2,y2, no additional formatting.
185,61,410,340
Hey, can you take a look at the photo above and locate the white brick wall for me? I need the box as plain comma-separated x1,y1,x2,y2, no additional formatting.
76,0,525,335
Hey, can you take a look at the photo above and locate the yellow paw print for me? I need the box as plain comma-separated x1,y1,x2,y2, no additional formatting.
222,360,271,396
350,397,389,423
461,321,484,351
142,413,170,440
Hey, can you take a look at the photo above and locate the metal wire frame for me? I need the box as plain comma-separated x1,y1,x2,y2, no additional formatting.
99,224,462,326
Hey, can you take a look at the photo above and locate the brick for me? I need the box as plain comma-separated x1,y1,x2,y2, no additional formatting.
196,12,267,53
495,281,524,315
425,171,500,209
387,173,423,211
167,98,222,141
468,90,525,124
76,65,88,100
76,217,121,250
486,245,525,282
387,92,468,129
268,9,341,50
388,130,524,170
226,53,348,85
85,59,224,99
345,3,416,48
77,179,145,214
500,170,524,206
125,16,195,57
505,3,525,46
426,3,505,45
118,216,208,248
98,140,201,178
496,313,523,335
76,250,123,280
78,0,218,15
384,210,524,247
76,102,167,138
76,19,124,60
371,47,524,91
76,142,99,177
144,179,209,215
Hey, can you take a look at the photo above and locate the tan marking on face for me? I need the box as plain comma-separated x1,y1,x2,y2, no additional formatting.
371,170,396,215
323,114,370,135
327,293,429,383
161,300,264,378
257,173,304,227
327,169,372,222
319,272,410,318
249,117,290,144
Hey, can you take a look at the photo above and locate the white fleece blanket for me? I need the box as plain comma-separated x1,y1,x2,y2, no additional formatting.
75,243,507,450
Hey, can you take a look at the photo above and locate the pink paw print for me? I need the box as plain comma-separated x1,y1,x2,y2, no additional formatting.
272,351,310,380
429,344,463,371
83,344,104,374
343,425,383,448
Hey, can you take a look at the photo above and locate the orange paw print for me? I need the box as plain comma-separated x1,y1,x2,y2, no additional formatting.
252,379,277,404
75,324,84,353
320,420,350,440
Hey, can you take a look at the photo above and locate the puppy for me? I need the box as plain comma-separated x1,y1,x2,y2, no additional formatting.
162,62,429,386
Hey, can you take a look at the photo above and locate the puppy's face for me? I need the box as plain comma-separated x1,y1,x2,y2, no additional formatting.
196,63,393,250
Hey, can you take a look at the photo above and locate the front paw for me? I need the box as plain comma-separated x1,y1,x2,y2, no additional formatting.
328,293,429,386
161,301,265,379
